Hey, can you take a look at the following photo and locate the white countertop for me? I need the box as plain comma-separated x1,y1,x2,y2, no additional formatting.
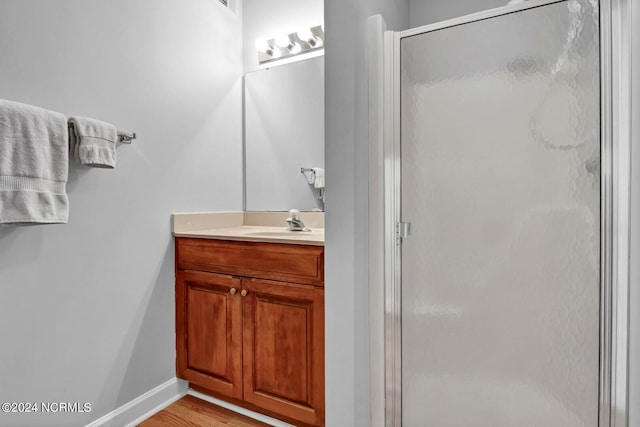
172,211,324,246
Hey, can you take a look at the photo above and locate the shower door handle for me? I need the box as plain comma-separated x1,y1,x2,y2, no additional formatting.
396,222,411,243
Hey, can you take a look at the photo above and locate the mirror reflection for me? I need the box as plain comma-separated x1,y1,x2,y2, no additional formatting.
244,55,324,211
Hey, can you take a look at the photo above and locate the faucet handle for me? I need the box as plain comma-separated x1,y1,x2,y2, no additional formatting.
288,209,300,220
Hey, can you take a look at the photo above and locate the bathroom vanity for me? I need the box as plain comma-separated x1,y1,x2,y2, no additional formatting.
173,212,325,427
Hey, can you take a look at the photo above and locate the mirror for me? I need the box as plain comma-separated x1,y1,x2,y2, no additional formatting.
244,55,324,211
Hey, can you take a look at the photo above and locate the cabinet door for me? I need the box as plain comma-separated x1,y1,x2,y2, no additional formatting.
176,270,243,399
242,278,324,426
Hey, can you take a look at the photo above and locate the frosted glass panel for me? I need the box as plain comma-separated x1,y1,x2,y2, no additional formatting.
400,2,600,426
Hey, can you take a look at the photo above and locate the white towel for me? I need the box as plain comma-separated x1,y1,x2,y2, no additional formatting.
0,99,69,224
302,169,316,185
311,167,325,203
68,116,117,168
311,167,324,189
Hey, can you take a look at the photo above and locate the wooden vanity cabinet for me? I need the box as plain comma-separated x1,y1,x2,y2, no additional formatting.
242,278,324,425
175,237,325,427
176,270,243,399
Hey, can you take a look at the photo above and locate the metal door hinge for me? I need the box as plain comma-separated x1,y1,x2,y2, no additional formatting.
396,222,411,244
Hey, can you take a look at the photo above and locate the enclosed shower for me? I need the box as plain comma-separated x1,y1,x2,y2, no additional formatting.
381,0,627,426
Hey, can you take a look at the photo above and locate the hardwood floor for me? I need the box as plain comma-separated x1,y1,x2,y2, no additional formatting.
138,395,272,427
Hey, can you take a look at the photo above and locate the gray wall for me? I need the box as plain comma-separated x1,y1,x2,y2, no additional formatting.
0,1,242,425
408,0,506,27
324,0,408,426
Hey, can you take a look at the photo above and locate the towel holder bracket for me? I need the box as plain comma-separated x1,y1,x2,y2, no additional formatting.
118,131,136,144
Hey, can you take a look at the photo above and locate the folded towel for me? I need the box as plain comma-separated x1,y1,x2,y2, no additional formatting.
311,167,324,189
0,99,69,224
68,116,116,168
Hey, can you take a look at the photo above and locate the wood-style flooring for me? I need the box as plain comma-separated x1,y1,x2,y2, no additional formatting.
138,395,271,427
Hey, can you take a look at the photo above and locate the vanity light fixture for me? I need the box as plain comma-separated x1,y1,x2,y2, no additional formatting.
256,25,324,64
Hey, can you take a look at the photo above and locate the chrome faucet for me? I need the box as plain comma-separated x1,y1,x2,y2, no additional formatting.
286,209,310,232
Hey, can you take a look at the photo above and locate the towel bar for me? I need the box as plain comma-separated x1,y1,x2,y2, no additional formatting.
68,122,136,144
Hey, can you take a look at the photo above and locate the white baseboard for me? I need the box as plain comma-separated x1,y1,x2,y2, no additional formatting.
187,389,294,427
84,378,295,427
85,377,188,427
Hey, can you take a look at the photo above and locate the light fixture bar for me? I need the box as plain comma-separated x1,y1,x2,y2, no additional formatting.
256,25,324,64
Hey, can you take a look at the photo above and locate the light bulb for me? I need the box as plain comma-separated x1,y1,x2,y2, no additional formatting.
275,34,294,50
297,28,322,48
271,47,282,59
255,37,273,54
297,28,314,43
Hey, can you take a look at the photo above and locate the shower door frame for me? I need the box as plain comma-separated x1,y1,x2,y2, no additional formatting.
382,0,631,426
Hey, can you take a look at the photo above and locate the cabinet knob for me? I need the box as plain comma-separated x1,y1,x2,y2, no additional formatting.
230,288,237,295
241,289,248,297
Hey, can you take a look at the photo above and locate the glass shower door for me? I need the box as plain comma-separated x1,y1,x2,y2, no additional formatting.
400,1,601,426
